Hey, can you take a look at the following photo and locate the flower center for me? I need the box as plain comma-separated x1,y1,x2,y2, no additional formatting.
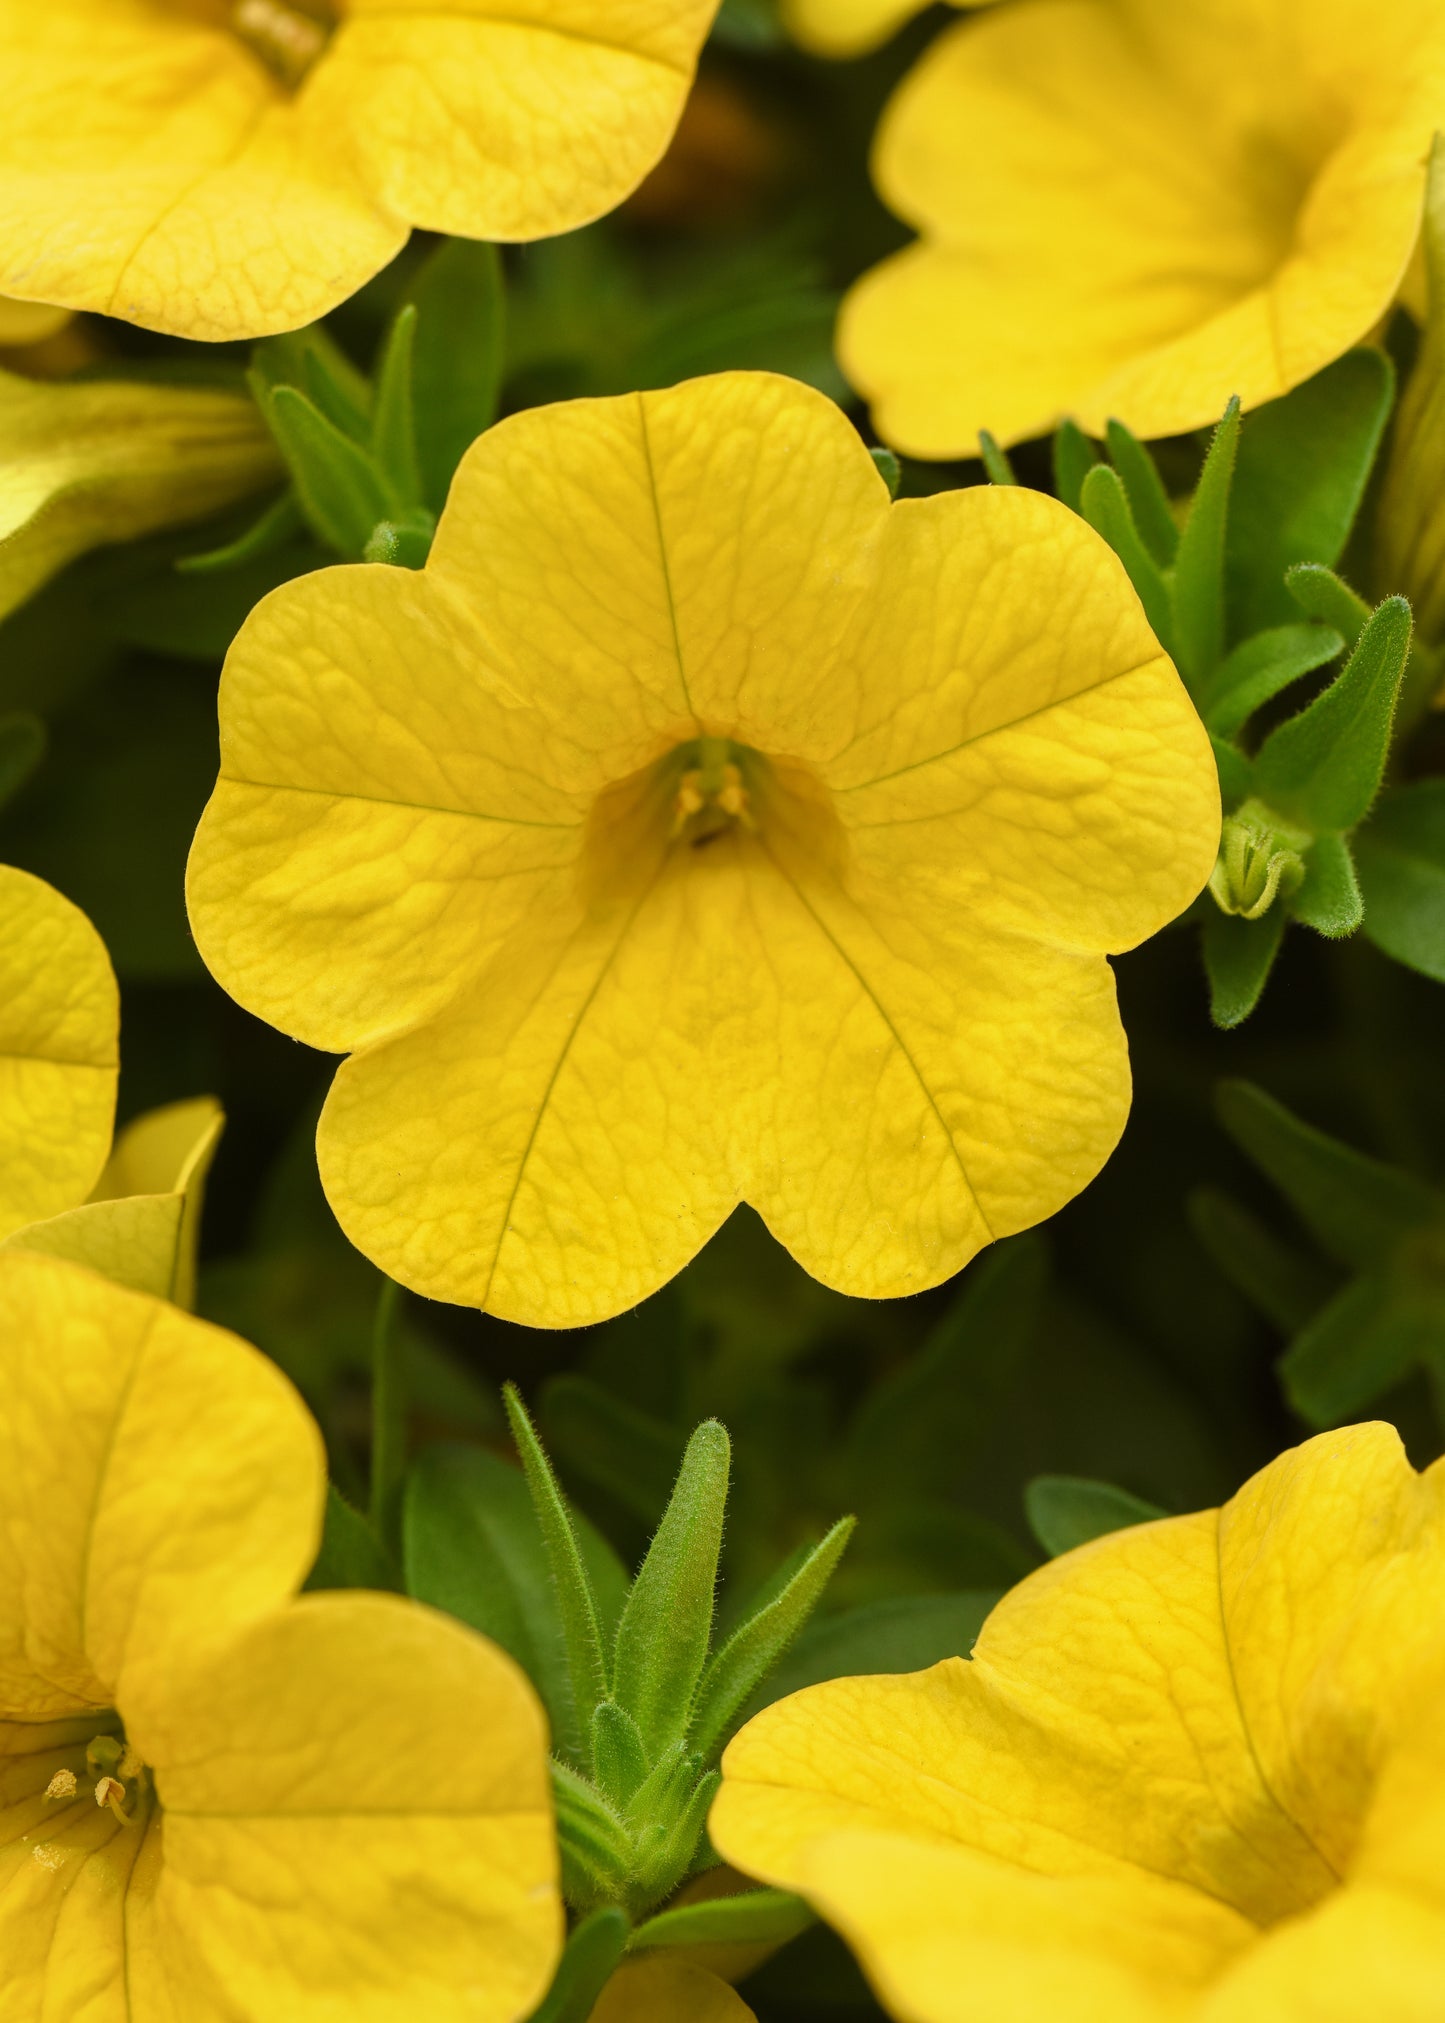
670,737,757,848
228,0,336,87
44,1731,151,1829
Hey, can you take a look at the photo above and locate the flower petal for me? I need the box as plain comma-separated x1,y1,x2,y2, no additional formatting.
0,1253,324,1721
593,1956,757,2022
131,1592,560,2023
782,0,974,58
0,867,117,1243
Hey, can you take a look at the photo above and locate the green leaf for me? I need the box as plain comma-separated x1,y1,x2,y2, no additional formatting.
1285,562,1371,646
403,1443,629,1765
0,710,44,808
527,1907,630,2023
252,326,372,440
369,1278,407,1553
261,383,398,558
613,1421,730,1758
1053,419,1098,514
1210,734,1254,803
689,1516,855,1761
305,1485,399,1594
1356,782,1445,984
1226,350,1395,638
1202,907,1284,1027
631,1889,814,1953
1291,832,1362,938
1024,1476,1165,1558
370,303,424,507
591,1700,651,1810
1186,1186,1335,1334
1253,596,1411,833
404,239,507,512
1078,464,1175,654
978,430,1017,486
1171,398,1241,688
755,1593,1000,1710
1215,1079,1441,1271
361,508,436,570
870,446,902,499
175,489,304,575
1279,1270,1442,1426
1198,623,1344,740
1105,419,1178,565
503,1386,612,1769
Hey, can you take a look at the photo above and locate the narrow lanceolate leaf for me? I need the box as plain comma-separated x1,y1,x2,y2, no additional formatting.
1198,623,1344,739
1253,596,1412,833
405,238,507,513
1053,419,1098,514
551,1760,633,1880
1171,397,1241,688
630,1889,815,1954
1203,908,1284,1028
591,1701,651,1811
1279,1271,1438,1428
636,1769,722,1901
1291,833,1363,939
1215,1080,1441,1271
613,1421,731,1758
528,1908,630,2023
1356,781,1445,984
1187,1187,1335,1335
504,1385,609,1766
1105,419,1178,566
870,446,902,498
261,383,397,558
689,1517,856,1762
1078,463,1174,653
1024,1476,1165,1558
371,303,424,508
1285,561,1371,645
977,430,1017,485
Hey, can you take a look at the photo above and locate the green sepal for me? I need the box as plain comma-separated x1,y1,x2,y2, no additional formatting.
1104,419,1178,566
1285,561,1371,645
630,1889,814,1954
1291,833,1363,938
1252,596,1410,833
1356,781,1445,984
504,1386,610,1769
591,1701,650,1811
403,238,507,512
688,1515,855,1762
1170,397,1240,688
260,382,398,558
1215,1079,1440,1271
634,1769,721,1902
1203,907,1285,1028
612,1420,730,1758
1024,1476,1165,1558
1078,463,1175,653
978,430,1017,486
552,1760,633,1896
1053,419,1098,513
870,446,902,498
1225,349,1395,639
1186,1187,1333,1334
304,1484,400,1594
370,302,424,507
526,1908,630,2023
0,710,44,809
1197,623,1344,740
176,489,304,575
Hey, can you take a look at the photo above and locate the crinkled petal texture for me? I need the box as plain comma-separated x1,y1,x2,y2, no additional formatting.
843,0,1445,454
782,0,983,58
713,1423,1445,2022
0,1255,561,2023
0,867,117,1242
187,371,1218,1327
0,0,719,340
592,1957,757,2021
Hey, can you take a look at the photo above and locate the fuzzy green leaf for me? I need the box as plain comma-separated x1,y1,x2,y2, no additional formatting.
1356,781,1445,984
1285,562,1371,646
870,446,902,498
261,384,397,558
1105,419,1178,565
1171,398,1240,688
1291,833,1363,938
1280,1271,1441,1427
1053,419,1098,513
1024,1476,1165,1558
1253,597,1411,833
176,489,304,575
592,1700,651,1811
527,1909,630,2023
1079,463,1175,654
1198,623,1344,739
1203,907,1284,1028
978,430,1017,486
404,239,507,512
370,303,424,507
631,1889,814,1953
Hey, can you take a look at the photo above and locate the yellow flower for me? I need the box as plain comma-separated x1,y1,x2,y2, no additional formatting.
783,0,986,59
0,1249,561,2023
187,371,1217,1327
713,1423,1445,2021
593,1957,756,2021
0,296,69,348
843,0,1445,456
0,1,720,343
0,364,280,621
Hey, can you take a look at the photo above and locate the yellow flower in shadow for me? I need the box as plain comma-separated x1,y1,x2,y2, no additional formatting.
0,0,720,341
0,1250,561,2022
714,1423,1445,2020
187,371,1218,1328
0,296,70,348
594,1957,757,2021
843,0,1445,455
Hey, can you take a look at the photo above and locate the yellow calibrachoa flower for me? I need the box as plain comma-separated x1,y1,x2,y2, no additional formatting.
594,1957,756,2021
713,1423,1445,2021
843,0,1445,456
0,1,720,343
783,0,985,60
0,1250,561,2022
186,371,1218,1328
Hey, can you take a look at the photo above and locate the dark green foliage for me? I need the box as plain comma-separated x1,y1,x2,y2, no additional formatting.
1025,1477,1165,1558
1357,783,1445,983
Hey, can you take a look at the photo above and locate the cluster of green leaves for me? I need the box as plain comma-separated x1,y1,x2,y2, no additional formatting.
990,351,1445,1028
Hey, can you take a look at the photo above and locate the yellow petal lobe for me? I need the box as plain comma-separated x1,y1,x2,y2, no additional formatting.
593,1956,757,2021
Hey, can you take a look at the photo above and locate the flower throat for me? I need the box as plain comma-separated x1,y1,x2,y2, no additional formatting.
228,0,336,87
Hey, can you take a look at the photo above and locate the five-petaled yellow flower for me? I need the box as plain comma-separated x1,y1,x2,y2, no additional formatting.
783,0,986,59
843,0,1445,456
0,0,719,342
0,1250,561,2023
187,370,1217,1329
714,1423,1445,2021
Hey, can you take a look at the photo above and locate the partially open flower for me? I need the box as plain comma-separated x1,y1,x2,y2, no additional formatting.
0,1,720,341
843,0,1445,455
714,1423,1445,2020
187,370,1217,1328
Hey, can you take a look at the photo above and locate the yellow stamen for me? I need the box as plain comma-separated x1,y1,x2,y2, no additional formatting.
94,1775,133,1824
43,1769,78,1802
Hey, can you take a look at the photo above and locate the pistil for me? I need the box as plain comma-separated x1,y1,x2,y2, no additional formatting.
671,738,756,846
44,1734,149,1827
